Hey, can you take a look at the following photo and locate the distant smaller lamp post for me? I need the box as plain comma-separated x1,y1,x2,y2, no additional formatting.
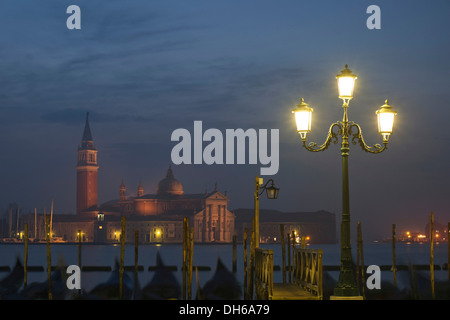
254,176,279,247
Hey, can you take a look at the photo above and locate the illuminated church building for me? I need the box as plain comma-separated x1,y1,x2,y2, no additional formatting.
57,113,235,243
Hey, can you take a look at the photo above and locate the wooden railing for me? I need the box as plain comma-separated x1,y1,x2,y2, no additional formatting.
255,248,273,300
293,248,323,299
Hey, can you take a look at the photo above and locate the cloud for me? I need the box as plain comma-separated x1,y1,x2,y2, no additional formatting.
41,108,158,125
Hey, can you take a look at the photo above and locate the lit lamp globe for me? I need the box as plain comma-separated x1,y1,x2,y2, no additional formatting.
336,65,357,100
292,98,313,140
376,100,397,142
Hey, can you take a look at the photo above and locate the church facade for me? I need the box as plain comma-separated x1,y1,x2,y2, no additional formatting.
47,113,235,244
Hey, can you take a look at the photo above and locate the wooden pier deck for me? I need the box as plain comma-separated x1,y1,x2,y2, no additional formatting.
255,247,323,300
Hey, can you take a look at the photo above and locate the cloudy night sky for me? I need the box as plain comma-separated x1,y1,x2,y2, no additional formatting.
0,0,449,241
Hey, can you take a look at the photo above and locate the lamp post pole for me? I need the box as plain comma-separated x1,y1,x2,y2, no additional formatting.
254,175,261,248
334,102,359,296
291,65,397,297
254,175,280,248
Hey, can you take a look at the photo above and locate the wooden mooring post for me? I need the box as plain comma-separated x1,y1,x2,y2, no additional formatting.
135,229,139,275
119,216,126,300
77,229,82,295
392,224,397,287
24,223,28,288
182,217,194,300
243,228,248,299
291,230,296,249
291,231,296,283
78,229,82,270
183,217,187,299
356,221,365,299
287,232,291,283
248,218,255,300
430,212,435,299
46,215,52,300
232,235,237,274
188,226,194,300
280,224,286,284
356,222,360,288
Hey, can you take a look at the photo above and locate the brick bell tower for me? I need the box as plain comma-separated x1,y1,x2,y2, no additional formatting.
76,112,99,215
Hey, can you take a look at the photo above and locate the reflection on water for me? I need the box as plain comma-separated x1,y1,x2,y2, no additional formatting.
0,242,448,293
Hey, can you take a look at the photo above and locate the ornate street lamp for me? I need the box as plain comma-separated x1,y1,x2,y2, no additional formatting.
292,98,313,140
292,65,397,297
376,99,397,142
254,176,279,248
336,64,358,100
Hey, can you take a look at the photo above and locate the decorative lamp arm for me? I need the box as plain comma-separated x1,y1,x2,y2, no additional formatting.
302,122,342,152
258,179,275,196
349,122,387,154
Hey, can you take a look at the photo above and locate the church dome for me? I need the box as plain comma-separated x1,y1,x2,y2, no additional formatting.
157,166,184,196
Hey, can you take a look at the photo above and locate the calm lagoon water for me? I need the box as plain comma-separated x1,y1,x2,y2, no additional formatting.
0,242,448,293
